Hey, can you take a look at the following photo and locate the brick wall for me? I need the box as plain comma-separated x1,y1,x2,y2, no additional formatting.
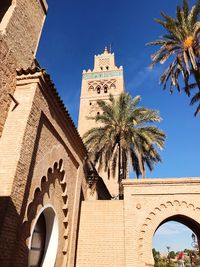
123,178,200,267
0,0,47,136
0,0,47,69
0,72,87,267
76,200,125,267
0,37,16,137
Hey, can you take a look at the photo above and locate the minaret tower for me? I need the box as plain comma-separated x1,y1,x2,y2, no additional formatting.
78,48,125,196
78,47,125,136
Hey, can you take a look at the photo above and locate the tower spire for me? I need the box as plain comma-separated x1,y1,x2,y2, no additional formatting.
104,46,108,54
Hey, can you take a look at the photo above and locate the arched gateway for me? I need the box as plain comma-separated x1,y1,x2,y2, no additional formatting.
76,178,200,267
123,178,200,267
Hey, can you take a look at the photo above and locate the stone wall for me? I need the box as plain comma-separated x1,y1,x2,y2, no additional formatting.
0,37,16,137
0,0,48,69
0,71,87,267
75,178,200,267
0,0,47,136
123,178,200,267
76,200,125,267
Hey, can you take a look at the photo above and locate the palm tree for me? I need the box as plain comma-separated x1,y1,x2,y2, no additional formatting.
190,87,200,115
147,0,200,114
83,93,166,198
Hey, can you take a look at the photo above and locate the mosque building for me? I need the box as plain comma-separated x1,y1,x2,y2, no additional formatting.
1,1,200,267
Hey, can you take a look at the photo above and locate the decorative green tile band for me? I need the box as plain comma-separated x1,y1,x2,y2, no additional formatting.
83,70,123,80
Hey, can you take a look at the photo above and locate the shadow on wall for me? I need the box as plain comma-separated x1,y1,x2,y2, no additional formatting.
0,196,60,267
0,197,29,267
0,0,12,23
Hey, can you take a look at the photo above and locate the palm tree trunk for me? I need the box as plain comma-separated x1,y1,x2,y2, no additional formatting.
118,140,123,199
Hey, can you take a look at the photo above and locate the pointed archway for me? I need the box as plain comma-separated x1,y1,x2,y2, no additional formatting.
138,202,200,266
153,217,200,266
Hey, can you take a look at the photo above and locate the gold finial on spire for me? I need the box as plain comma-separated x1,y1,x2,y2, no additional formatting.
104,46,108,54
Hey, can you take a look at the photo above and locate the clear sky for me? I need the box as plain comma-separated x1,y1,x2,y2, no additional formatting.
153,222,194,253
36,0,200,253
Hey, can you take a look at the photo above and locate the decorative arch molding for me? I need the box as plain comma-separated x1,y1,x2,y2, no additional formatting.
87,79,116,93
88,85,94,91
138,200,200,266
22,159,69,267
110,83,116,89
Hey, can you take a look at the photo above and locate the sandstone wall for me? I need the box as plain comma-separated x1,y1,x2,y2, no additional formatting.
0,71,87,267
0,0,47,136
0,0,48,69
123,178,200,267
76,200,125,267
0,37,16,137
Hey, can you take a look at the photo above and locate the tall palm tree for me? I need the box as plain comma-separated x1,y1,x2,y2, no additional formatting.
147,0,200,114
83,93,166,198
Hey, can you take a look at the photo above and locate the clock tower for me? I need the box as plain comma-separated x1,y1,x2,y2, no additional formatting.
78,48,125,196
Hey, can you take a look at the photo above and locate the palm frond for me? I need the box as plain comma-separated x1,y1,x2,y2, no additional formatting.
194,103,200,115
190,91,200,104
188,1,200,29
83,93,165,183
148,0,200,109
183,0,189,18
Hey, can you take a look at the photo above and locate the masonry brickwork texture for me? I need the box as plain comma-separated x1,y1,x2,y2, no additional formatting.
123,178,200,267
0,69,87,267
0,0,47,135
0,0,48,69
76,200,125,267
0,37,16,137
75,178,200,267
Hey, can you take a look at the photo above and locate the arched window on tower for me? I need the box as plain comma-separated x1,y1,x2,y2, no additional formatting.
0,0,12,23
97,86,101,94
104,85,108,93
88,85,94,91
106,66,109,70
110,83,116,90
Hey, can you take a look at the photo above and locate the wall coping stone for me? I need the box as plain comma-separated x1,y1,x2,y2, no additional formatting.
123,178,200,187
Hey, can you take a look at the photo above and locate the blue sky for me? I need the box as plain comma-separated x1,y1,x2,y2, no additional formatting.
153,222,194,253
36,0,199,253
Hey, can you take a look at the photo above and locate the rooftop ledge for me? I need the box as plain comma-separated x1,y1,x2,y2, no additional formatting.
39,0,48,14
123,177,200,186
